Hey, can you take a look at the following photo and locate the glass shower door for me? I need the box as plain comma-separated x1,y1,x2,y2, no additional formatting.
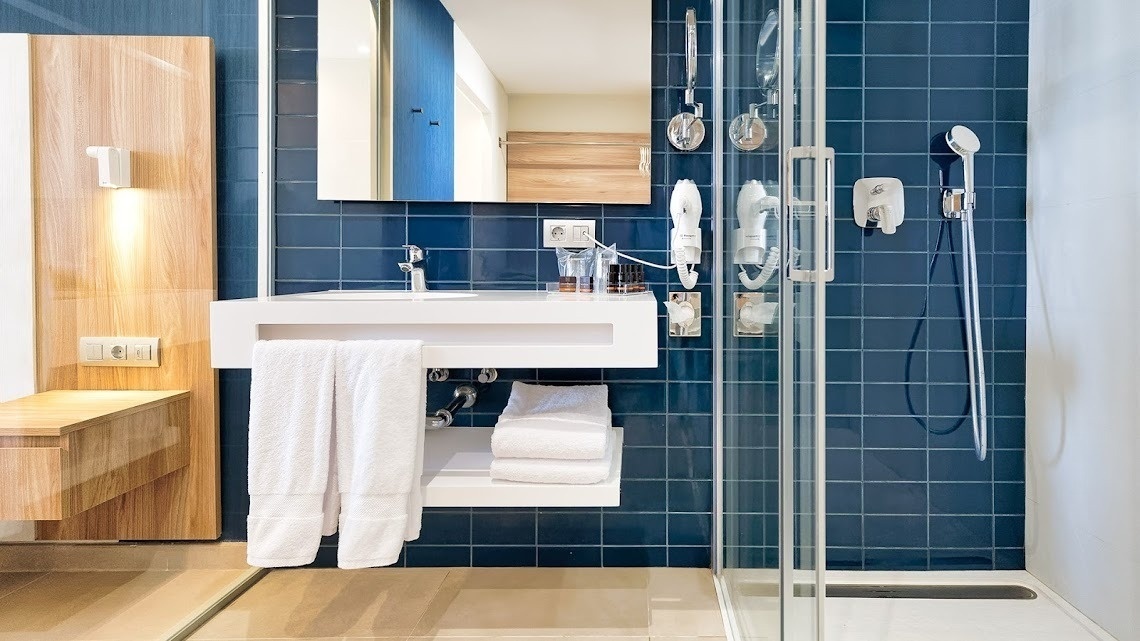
719,0,829,638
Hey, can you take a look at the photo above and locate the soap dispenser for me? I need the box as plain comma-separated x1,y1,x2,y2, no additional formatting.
853,178,904,234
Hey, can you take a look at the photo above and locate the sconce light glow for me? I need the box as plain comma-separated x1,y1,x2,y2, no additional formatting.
85,146,132,189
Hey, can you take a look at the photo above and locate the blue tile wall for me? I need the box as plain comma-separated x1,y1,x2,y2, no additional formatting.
256,0,716,568
821,0,1028,570
0,0,261,538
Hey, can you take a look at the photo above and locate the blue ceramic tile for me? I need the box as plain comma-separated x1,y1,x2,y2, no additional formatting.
864,482,928,514
864,515,927,548
931,56,995,88
415,512,473,545
408,216,471,249
828,0,864,21
866,0,929,21
624,447,667,479
472,512,537,545
866,89,928,121
864,449,926,482
997,0,1030,21
473,217,538,248
668,546,711,568
539,547,602,567
827,482,863,514
276,82,316,115
276,50,316,81
276,215,339,247
603,512,667,546
341,216,406,248
996,24,1029,54
865,548,927,570
668,513,711,546
865,23,928,55
538,511,602,546
276,16,317,49
472,250,536,282
276,247,339,281
930,549,994,570
932,0,994,21
929,482,991,515
602,547,667,567
932,23,995,55
472,546,535,567
865,56,930,88
827,55,863,87
668,480,712,512
931,515,992,548
828,23,863,55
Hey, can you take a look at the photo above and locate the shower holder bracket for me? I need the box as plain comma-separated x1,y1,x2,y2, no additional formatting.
735,293,777,337
667,291,701,337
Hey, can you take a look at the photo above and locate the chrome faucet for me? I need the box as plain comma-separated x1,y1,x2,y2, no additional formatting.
398,244,428,292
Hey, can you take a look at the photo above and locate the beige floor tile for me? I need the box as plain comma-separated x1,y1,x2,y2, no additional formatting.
412,568,651,637
190,568,450,640
0,572,44,600
408,637,649,641
646,569,726,638
0,569,246,640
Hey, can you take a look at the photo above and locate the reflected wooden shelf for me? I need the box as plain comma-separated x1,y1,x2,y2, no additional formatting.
0,390,191,520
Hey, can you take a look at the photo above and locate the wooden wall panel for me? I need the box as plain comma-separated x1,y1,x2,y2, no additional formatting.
506,131,650,204
29,36,219,540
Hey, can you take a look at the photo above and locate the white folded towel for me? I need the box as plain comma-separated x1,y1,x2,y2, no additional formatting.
490,429,615,485
491,382,611,460
334,340,425,569
246,340,337,568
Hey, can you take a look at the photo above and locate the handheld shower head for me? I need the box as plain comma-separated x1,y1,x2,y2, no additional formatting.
946,125,981,201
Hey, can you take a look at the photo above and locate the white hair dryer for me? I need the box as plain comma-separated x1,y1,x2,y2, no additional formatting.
735,180,780,290
670,179,702,290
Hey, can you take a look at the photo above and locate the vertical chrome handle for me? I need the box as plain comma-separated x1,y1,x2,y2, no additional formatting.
822,147,835,283
786,146,812,283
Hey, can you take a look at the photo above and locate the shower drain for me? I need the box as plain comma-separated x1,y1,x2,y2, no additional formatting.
827,584,1037,600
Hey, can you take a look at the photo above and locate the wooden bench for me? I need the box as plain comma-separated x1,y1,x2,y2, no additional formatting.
0,390,191,520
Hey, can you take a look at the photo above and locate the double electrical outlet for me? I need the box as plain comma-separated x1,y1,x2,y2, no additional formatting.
542,219,596,249
79,337,160,368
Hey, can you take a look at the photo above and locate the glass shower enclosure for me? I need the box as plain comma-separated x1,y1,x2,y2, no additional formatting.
715,0,831,639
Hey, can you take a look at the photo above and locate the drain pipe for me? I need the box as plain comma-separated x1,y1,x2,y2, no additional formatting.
425,368,498,429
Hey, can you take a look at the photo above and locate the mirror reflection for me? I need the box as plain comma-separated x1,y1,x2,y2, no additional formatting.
317,0,652,204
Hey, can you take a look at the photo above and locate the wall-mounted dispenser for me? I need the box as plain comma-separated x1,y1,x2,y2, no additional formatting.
734,180,781,290
853,177,903,234
85,146,132,189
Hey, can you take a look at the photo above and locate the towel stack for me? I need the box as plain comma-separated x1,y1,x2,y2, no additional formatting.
489,382,615,485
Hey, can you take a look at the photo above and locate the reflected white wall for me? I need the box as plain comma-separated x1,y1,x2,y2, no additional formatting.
1026,1,1140,639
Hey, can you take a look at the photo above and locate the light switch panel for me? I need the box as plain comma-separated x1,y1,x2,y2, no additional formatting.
79,337,159,368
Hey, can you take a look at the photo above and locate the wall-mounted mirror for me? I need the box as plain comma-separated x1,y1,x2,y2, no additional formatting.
317,0,652,205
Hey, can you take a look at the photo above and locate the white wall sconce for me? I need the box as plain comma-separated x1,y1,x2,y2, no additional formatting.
85,146,132,189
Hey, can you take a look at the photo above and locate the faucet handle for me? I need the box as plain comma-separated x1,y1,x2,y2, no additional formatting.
402,244,424,263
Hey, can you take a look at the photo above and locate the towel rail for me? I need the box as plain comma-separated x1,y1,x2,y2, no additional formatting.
425,368,498,429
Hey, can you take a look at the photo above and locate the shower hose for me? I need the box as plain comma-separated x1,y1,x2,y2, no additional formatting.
904,212,989,462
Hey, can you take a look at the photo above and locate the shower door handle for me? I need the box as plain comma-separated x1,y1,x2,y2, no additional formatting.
785,146,835,283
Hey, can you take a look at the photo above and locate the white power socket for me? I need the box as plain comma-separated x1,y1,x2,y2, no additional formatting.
543,219,596,249
79,337,160,368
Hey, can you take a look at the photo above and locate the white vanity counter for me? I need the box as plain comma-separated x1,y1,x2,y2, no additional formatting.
210,289,659,369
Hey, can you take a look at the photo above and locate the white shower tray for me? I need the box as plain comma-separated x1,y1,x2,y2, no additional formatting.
209,290,658,369
421,427,622,507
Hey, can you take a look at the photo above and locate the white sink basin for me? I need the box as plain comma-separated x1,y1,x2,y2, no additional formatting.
211,289,658,369
288,290,477,301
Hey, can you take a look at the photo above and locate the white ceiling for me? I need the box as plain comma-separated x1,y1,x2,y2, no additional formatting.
439,0,651,95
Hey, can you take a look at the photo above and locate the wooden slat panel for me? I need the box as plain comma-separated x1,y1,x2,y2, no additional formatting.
506,131,650,204
29,35,219,540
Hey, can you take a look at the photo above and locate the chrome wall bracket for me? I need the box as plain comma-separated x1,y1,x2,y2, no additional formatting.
735,292,777,337
666,291,702,337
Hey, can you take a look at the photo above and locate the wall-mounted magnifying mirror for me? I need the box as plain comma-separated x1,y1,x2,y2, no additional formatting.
317,0,652,205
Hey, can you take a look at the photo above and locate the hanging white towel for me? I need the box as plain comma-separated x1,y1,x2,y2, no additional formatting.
490,430,616,485
335,340,425,569
246,340,337,568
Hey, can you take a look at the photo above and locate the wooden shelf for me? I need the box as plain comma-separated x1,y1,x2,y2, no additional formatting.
422,427,622,507
0,390,191,520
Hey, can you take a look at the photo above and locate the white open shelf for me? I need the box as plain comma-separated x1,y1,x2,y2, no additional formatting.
421,427,622,507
